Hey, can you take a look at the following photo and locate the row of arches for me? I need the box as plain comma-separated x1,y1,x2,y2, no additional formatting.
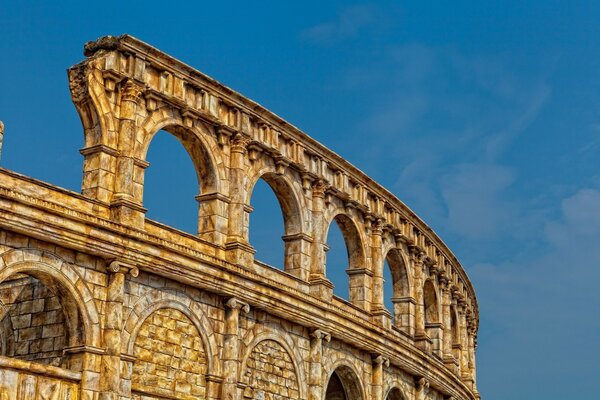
139,126,469,365
144,130,409,308
0,249,417,399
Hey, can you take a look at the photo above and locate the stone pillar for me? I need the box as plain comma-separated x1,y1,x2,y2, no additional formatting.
411,246,431,352
221,297,250,400
465,315,477,391
440,279,457,372
371,355,389,400
100,260,139,400
415,377,429,400
457,300,469,381
197,192,231,246
309,180,333,301
370,219,391,326
111,80,147,227
308,329,331,400
282,232,313,281
225,134,255,266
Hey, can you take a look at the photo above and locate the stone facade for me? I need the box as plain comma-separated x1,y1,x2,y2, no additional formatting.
0,35,479,400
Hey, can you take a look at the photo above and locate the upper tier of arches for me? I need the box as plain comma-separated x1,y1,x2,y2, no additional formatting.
68,34,479,384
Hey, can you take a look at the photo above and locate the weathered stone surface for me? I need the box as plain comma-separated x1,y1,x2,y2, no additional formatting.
0,35,480,400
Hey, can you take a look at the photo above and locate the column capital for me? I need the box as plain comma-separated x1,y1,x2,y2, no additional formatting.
312,179,329,198
107,260,139,277
409,245,426,263
230,133,252,154
121,78,145,102
370,218,384,235
372,354,390,367
310,329,331,342
416,377,430,391
225,297,250,313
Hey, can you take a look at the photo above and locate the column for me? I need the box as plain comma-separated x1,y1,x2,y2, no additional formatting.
370,219,391,326
225,133,255,265
100,260,139,400
457,300,469,381
411,246,430,352
372,355,389,400
309,180,333,301
308,329,331,400
221,297,250,400
415,377,429,400
466,315,478,391
111,79,147,227
440,278,457,372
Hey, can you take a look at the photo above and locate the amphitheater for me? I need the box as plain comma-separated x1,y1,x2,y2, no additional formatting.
0,35,479,400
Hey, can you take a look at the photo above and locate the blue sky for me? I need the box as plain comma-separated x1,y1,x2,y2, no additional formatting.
1,1,600,398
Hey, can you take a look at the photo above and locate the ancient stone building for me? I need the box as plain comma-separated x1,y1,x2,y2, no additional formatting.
0,35,479,400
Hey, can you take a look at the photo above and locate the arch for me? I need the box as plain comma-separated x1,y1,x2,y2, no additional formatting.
130,307,208,398
385,248,411,299
324,212,368,302
384,387,406,400
323,361,366,400
240,326,307,400
423,279,440,323
246,168,309,275
122,289,219,376
247,170,305,237
384,248,413,333
324,213,367,272
138,112,224,195
0,248,101,349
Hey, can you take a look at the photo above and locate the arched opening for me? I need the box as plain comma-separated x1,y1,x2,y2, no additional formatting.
248,173,304,277
424,279,442,357
131,307,207,399
384,249,413,333
249,178,286,269
451,306,461,364
140,123,223,243
386,387,405,400
325,214,365,302
324,366,364,400
144,130,198,233
0,272,84,370
424,280,439,323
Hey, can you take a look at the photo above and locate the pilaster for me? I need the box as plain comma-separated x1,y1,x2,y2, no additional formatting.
221,297,250,400
371,355,389,400
100,260,139,400
308,329,331,400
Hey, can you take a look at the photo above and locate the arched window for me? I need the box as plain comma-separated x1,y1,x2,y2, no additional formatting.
249,178,286,268
248,173,305,278
384,248,412,334
144,130,199,234
424,279,442,357
326,221,349,300
325,214,366,304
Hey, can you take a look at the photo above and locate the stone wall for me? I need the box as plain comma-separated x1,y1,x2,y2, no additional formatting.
0,276,69,366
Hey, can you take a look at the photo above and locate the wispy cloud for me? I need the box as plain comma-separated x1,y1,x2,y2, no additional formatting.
302,5,380,44
339,44,552,246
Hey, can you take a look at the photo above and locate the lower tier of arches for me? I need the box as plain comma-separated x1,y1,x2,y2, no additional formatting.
0,232,478,400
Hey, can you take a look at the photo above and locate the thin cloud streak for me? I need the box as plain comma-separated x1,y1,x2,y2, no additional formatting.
302,5,380,44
